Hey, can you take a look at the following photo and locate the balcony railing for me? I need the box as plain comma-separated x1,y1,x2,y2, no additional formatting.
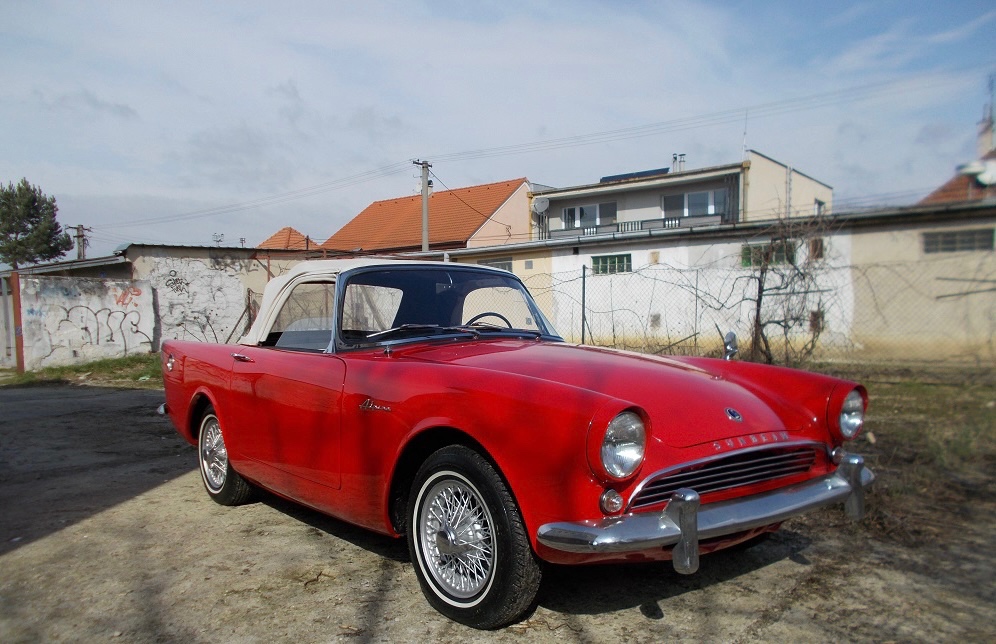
546,215,723,240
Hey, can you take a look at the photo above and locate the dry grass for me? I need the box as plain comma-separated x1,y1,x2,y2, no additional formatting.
818,364,996,545
0,353,163,389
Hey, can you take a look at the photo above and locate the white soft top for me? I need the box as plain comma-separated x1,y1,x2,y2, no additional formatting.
237,258,500,346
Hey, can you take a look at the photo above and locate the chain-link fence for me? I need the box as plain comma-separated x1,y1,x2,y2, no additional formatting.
229,258,993,367
521,258,995,366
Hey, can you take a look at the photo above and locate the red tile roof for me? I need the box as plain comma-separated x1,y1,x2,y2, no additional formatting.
257,226,314,250
321,178,527,252
919,149,996,205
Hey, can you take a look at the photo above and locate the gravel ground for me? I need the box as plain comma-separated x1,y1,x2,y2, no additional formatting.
0,384,993,642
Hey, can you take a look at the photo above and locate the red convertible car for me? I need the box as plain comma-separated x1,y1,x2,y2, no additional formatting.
160,259,873,629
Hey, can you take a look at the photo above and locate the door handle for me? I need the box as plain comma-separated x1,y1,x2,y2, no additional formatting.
231,353,255,363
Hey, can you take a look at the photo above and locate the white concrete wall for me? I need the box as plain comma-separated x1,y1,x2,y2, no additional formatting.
1,278,14,368
129,248,301,346
546,232,857,357
17,276,155,370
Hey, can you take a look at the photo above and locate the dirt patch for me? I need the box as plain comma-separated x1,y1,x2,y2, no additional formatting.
0,380,993,642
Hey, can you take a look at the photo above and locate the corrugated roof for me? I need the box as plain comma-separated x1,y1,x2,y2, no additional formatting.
320,178,527,252
258,226,314,250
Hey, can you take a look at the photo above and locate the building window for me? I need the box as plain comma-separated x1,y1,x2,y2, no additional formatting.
662,194,683,218
592,254,632,275
814,199,826,216
563,202,617,229
923,229,994,254
662,190,727,218
687,191,711,217
478,257,513,272
741,241,796,268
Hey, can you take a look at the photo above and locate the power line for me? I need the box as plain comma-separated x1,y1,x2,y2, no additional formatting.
428,170,514,240
427,73,967,163
89,71,978,242
96,161,413,231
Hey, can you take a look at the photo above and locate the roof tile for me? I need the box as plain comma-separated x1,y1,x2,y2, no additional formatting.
257,226,314,250
321,178,526,252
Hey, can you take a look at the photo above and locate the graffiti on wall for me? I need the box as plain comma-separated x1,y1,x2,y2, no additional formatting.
19,277,155,370
146,256,248,343
145,254,295,345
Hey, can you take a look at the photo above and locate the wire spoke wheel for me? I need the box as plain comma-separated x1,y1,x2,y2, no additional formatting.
196,407,252,506
407,446,541,629
419,477,495,599
199,415,228,492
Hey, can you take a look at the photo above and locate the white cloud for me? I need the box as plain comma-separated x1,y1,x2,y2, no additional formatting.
1,0,994,257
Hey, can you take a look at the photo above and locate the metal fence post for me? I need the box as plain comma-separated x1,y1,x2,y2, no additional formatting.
581,265,587,345
10,271,24,374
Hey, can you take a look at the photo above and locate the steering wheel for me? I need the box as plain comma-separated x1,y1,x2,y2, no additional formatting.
465,311,513,328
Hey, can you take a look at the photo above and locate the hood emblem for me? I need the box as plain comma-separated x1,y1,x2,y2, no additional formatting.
725,408,743,422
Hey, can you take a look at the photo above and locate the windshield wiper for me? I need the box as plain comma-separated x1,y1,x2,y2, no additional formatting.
466,323,544,338
365,324,480,341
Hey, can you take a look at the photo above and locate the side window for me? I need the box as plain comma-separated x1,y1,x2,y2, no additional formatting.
270,282,335,351
461,286,539,330
341,283,403,339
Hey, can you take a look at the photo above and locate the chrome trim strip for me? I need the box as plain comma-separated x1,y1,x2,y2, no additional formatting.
627,439,827,510
537,453,874,574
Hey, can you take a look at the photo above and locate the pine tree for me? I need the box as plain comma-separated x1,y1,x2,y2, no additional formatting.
0,179,74,270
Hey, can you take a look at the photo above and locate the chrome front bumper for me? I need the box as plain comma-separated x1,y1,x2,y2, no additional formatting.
537,453,874,575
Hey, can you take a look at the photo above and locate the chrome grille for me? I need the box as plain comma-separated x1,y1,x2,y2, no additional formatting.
629,445,819,510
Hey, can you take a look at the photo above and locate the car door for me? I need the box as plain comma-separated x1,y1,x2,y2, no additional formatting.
226,280,345,501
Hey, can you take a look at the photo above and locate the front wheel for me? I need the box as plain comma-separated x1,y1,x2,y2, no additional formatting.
407,446,541,629
197,407,253,506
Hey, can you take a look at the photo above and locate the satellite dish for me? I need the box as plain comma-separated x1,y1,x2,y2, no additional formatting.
959,160,996,186
959,161,985,176
531,197,550,214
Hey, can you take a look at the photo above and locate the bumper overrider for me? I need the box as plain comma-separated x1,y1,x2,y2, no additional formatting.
537,453,874,574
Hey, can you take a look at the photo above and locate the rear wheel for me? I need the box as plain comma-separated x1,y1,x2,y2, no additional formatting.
197,407,253,505
407,445,541,629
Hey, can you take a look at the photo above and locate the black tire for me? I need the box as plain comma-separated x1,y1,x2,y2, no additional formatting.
197,407,253,506
407,445,541,629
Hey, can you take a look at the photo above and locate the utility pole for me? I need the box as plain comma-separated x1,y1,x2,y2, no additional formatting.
73,225,92,260
414,159,432,251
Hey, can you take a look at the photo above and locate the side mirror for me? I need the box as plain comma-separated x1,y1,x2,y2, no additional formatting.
723,331,738,361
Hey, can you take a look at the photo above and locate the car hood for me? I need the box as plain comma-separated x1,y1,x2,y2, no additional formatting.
397,340,815,448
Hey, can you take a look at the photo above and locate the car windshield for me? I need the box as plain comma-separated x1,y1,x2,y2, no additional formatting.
338,266,558,348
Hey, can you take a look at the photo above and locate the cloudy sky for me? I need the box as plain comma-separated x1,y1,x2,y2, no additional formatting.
2,1,995,260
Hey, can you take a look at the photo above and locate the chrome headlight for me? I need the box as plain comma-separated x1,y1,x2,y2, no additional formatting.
839,389,865,439
601,411,646,479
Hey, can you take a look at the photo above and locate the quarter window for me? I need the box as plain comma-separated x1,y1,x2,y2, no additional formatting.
269,282,336,351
